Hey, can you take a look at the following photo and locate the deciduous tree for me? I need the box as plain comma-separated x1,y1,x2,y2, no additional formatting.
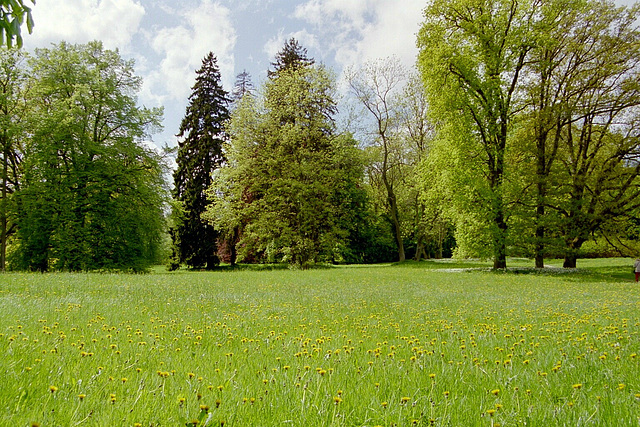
15,41,167,272
0,47,27,271
418,0,534,269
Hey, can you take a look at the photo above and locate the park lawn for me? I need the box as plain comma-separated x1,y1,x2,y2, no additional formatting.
1,259,639,426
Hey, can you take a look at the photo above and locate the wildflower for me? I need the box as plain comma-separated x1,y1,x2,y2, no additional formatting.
572,384,582,390
401,396,411,404
49,386,58,393
381,401,388,408
333,396,342,404
444,391,450,398
486,409,496,417
618,384,625,391
429,373,436,380
491,389,500,396
121,378,127,383
199,404,209,411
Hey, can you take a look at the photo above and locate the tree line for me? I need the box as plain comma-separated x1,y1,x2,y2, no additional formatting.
2,0,640,271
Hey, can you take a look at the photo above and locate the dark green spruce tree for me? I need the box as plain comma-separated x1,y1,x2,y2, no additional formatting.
170,52,230,270
267,37,315,78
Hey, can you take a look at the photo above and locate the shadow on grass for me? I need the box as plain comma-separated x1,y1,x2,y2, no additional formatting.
388,259,635,283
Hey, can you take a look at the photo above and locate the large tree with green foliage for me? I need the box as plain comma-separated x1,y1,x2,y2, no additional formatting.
418,0,534,269
0,47,27,271
169,52,229,270
15,41,167,272
207,42,366,267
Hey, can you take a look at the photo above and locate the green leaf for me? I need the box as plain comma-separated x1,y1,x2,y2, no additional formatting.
25,9,32,32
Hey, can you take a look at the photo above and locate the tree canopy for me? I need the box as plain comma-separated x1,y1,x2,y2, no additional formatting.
14,41,167,272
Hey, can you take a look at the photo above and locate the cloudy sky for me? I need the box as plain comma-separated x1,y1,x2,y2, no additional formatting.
22,0,427,147
22,0,636,148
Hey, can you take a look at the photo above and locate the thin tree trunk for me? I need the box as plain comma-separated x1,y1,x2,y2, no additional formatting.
1,139,7,272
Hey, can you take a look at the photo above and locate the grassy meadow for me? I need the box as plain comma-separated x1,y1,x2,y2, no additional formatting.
1,258,639,426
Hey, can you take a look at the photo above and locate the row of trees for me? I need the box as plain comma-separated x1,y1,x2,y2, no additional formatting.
171,0,640,270
1,42,168,271
3,0,639,271
418,0,640,268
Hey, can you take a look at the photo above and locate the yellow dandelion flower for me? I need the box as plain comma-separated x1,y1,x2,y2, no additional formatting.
486,409,496,417
491,389,500,396
49,385,58,393
381,401,388,408
572,384,582,390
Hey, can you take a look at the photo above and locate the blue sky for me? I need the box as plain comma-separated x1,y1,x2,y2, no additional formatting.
23,0,426,147
22,0,637,148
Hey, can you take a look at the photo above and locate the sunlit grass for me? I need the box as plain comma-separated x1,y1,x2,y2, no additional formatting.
1,259,639,425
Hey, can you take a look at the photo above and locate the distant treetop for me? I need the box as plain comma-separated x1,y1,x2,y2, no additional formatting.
268,37,315,78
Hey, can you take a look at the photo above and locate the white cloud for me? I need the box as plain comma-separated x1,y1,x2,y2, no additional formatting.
144,1,236,104
25,0,145,50
294,0,425,71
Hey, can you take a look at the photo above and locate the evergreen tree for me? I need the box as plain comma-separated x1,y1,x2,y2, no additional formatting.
231,70,254,101
170,52,230,270
267,37,315,79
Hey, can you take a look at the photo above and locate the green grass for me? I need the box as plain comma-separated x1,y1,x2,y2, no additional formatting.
1,259,639,426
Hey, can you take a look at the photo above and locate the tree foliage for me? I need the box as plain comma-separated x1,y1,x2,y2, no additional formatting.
14,41,167,272
418,0,533,269
0,0,33,48
170,52,230,270
207,42,366,268
0,47,27,271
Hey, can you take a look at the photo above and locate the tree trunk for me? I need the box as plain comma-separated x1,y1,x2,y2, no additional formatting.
1,140,6,272
389,194,405,262
491,156,507,270
381,147,405,262
413,237,426,261
563,237,585,269
229,226,238,266
562,255,577,269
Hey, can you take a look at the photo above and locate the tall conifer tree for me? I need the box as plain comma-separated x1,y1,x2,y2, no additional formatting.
170,52,230,269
